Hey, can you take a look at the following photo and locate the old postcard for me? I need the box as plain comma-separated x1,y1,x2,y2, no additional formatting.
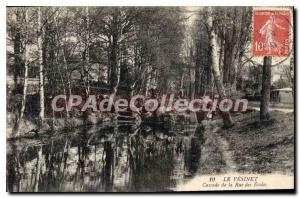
6,6,294,192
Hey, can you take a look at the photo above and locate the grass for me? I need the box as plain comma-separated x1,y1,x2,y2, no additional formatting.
218,110,294,174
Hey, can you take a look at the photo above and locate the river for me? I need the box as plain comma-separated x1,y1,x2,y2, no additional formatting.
7,122,203,192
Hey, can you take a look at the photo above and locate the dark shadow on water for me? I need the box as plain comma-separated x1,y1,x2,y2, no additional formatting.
7,123,204,192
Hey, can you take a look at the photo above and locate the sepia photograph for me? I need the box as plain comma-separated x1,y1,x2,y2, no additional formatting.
5,5,294,192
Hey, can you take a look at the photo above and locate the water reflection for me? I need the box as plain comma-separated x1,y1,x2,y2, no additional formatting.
7,123,203,192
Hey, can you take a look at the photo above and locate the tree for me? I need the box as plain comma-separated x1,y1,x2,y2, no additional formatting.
214,7,252,95
260,56,272,121
38,7,45,120
11,9,22,93
13,8,29,134
193,16,213,96
208,7,234,128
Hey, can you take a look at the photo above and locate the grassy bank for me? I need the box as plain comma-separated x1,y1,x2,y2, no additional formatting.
217,110,294,174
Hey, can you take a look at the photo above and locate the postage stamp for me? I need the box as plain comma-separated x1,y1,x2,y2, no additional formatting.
252,9,292,56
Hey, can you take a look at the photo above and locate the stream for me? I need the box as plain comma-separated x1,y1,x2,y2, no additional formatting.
7,122,203,192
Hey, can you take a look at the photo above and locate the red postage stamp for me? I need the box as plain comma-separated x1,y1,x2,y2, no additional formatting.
252,9,291,56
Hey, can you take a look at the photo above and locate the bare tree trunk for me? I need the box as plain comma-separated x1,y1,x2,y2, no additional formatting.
57,68,70,119
109,10,121,95
260,56,272,121
218,37,224,84
34,146,42,192
189,48,195,99
179,71,184,97
188,56,195,99
18,52,29,123
231,57,239,96
13,10,22,92
223,39,232,84
145,64,151,96
53,8,72,97
38,7,45,120
208,7,233,128
14,9,29,135
82,6,90,96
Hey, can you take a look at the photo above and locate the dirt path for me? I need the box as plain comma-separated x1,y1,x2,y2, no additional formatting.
175,111,294,191
251,107,293,113
214,130,237,172
198,120,237,174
